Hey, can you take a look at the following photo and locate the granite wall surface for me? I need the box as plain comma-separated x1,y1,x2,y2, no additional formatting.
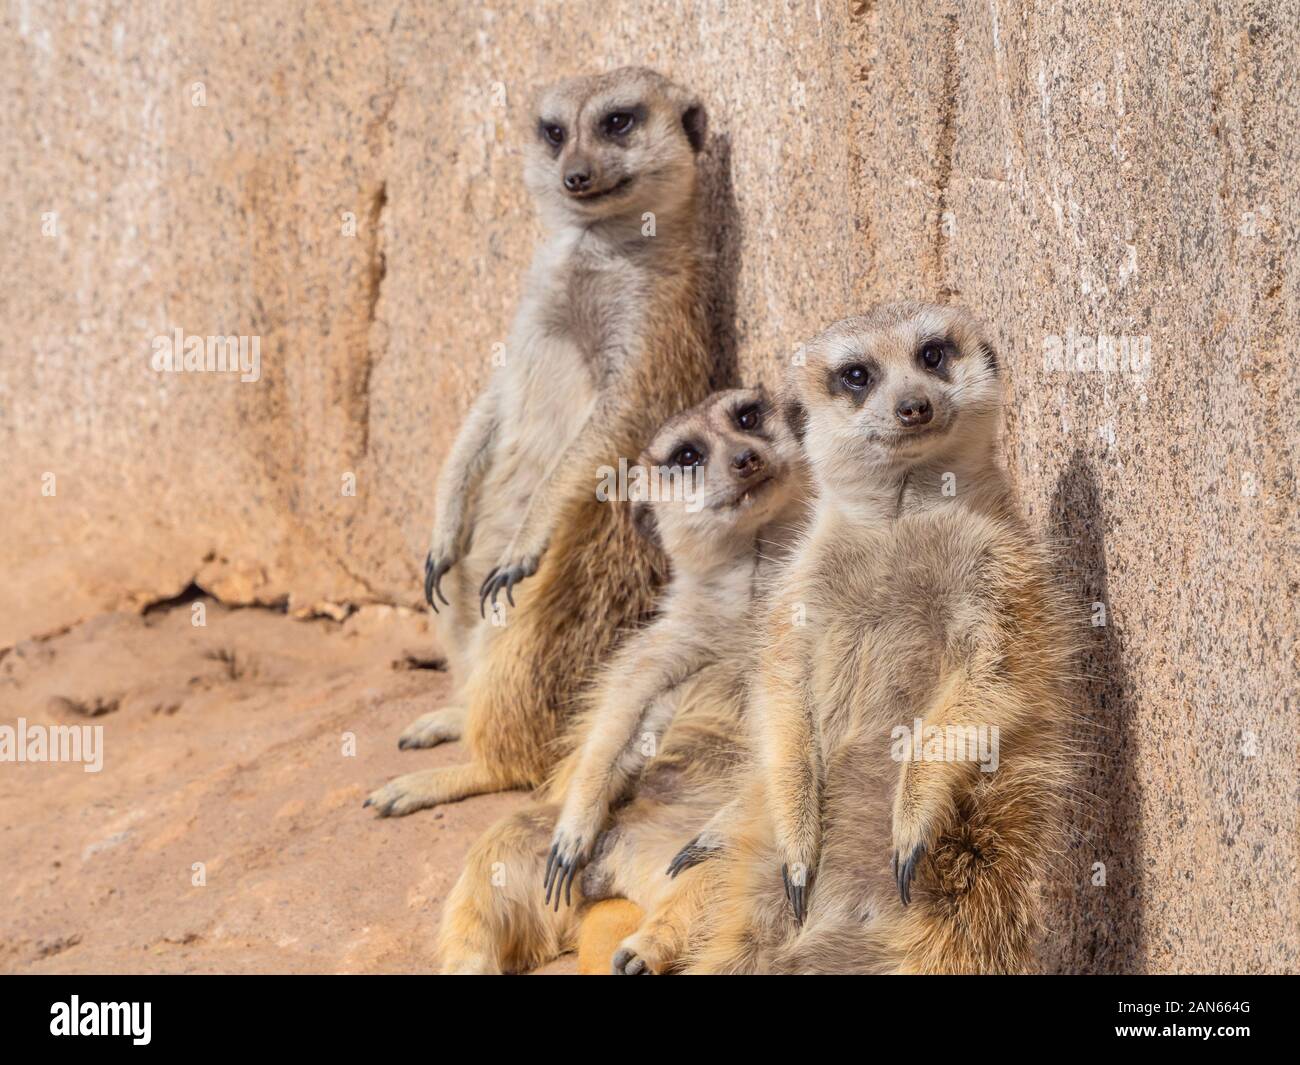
2,1,1294,971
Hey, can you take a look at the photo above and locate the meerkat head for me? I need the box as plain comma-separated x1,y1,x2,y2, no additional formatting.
785,302,1001,493
524,66,705,227
631,387,801,566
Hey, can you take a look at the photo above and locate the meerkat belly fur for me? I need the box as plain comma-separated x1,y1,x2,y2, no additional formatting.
437,388,808,974
367,68,716,817
688,303,1077,975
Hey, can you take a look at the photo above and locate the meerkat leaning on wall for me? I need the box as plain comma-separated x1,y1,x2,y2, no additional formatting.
437,388,808,973
687,303,1077,974
366,68,717,817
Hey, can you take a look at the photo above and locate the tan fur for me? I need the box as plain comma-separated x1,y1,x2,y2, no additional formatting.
578,900,645,974
367,68,715,816
437,389,809,973
687,303,1077,974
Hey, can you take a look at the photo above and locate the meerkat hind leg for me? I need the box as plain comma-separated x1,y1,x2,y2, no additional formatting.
397,704,466,749
365,760,510,818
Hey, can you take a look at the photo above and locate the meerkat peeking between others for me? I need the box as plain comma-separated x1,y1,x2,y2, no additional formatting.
686,303,1077,975
366,68,716,816
436,388,809,974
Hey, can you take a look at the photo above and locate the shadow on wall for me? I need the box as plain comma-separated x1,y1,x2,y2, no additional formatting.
698,132,744,391
1044,448,1145,973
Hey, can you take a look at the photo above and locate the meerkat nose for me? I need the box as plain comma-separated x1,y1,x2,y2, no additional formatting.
732,449,764,477
564,168,593,192
895,397,933,427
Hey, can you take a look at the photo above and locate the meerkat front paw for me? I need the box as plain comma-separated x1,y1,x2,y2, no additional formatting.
666,833,721,878
542,828,592,911
781,854,816,924
772,806,820,923
478,550,541,617
544,802,605,910
890,762,941,906
423,534,459,611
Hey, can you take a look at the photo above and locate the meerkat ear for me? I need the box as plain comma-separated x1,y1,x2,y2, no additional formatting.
783,399,808,445
680,103,706,153
631,500,662,551
979,341,1000,374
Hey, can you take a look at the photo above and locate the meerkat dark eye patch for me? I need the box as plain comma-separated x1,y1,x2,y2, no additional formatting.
601,109,639,136
734,403,763,433
599,105,646,140
783,399,808,444
669,443,706,468
539,121,566,149
826,361,878,405
826,359,878,407
915,338,956,380
681,105,706,152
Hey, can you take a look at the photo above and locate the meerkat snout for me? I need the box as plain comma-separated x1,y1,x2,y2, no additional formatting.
894,395,933,427
731,448,764,477
562,158,594,194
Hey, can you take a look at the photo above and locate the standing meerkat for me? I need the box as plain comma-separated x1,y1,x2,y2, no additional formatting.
366,68,715,816
437,388,808,974
688,303,1077,974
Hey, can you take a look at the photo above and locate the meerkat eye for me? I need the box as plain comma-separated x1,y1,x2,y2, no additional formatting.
735,404,762,432
919,343,946,371
603,111,635,136
670,444,705,468
541,123,566,147
840,364,871,390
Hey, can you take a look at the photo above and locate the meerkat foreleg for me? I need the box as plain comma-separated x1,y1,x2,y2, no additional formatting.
424,387,499,610
546,671,692,908
890,668,990,904
478,387,623,613
753,610,822,923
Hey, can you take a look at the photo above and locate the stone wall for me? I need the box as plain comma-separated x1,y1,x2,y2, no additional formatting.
2,1,1294,971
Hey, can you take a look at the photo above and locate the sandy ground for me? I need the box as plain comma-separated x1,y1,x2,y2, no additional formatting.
0,597,576,974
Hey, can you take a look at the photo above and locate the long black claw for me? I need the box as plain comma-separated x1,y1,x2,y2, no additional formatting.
896,843,926,906
564,860,578,908
505,573,517,608
423,553,437,612
479,568,499,619
544,843,559,903
782,863,811,924
435,567,449,607
666,837,709,878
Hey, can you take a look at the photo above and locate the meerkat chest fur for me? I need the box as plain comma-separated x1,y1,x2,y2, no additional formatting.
495,229,679,470
800,504,1013,755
